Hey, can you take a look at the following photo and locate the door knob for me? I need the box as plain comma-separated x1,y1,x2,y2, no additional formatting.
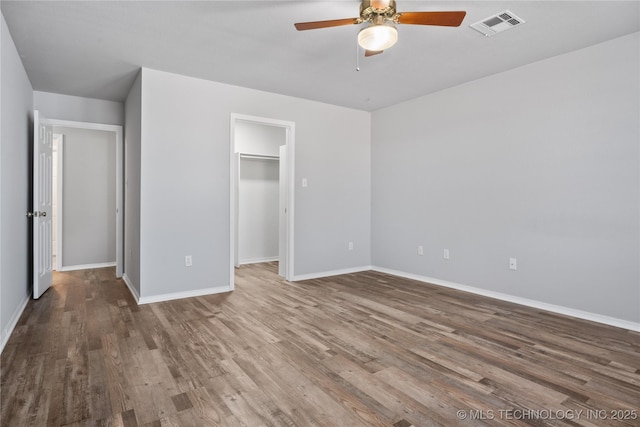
26,211,46,217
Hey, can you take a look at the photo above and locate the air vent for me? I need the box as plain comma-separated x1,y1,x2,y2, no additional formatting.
470,10,525,37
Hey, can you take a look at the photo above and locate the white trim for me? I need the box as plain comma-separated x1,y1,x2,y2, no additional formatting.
0,39,2,354
49,119,124,278
0,294,29,354
138,285,232,305
47,119,119,132
230,119,236,288
292,266,373,282
238,256,279,265
230,113,296,288
54,133,64,271
286,125,295,280
122,273,140,302
121,274,230,306
372,266,640,332
233,152,240,269
58,262,116,272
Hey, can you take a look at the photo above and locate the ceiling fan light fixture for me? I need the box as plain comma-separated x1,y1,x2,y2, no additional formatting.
358,23,398,51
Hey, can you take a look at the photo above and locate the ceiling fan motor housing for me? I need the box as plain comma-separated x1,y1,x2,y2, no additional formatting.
360,0,397,22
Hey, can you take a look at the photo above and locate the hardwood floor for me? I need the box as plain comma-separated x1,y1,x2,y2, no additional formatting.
1,263,639,426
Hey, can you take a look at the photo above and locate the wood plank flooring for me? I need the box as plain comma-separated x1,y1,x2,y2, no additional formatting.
1,263,639,426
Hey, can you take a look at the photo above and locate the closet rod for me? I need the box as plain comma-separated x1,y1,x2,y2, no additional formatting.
239,153,279,161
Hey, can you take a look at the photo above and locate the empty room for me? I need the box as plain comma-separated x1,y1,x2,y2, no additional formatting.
1,1,638,426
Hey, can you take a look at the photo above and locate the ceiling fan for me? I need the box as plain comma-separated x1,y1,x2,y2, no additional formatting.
294,0,466,57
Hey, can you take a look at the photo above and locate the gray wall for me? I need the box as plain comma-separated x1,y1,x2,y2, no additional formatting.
134,67,371,299
54,126,116,268
124,72,142,298
371,33,640,323
34,91,124,126
0,12,33,349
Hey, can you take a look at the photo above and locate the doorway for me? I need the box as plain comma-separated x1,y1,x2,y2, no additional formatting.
49,119,124,277
230,114,295,285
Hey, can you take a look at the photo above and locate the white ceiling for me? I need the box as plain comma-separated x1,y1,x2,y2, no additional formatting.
2,1,639,111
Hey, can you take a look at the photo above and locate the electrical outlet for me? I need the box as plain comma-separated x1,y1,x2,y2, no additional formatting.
417,246,424,256
348,241,354,251
185,255,193,267
443,249,450,260
509,257,517,270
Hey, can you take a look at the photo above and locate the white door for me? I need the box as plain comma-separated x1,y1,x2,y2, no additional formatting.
278,145,288,277
32,110,53,299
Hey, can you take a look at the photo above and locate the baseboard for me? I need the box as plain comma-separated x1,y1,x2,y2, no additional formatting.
238,256,279,265
122,274,140,303
122,273,232,305
0,294,30,354
292,265,373,282
372,266,640,332
137,285,232,305
58,262,116,272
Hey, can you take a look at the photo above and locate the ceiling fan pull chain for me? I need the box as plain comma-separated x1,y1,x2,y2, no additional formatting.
356,39,361,71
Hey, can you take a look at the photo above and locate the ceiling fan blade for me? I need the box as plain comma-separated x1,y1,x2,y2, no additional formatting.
365,50,383,57
397,11,466,27
294,18,359,31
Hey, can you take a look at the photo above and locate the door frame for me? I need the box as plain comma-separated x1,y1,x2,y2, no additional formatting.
53,133,64,271
49,119,124,278
229,113,295,286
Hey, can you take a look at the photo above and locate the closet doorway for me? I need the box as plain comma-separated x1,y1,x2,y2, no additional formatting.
230,114,295,284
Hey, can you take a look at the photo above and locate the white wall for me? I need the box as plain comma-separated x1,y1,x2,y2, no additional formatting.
124,72,142,298
1,13,33,351
136,67,371,300
371,33,640,325
54,126,116,268
34,91,124,126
